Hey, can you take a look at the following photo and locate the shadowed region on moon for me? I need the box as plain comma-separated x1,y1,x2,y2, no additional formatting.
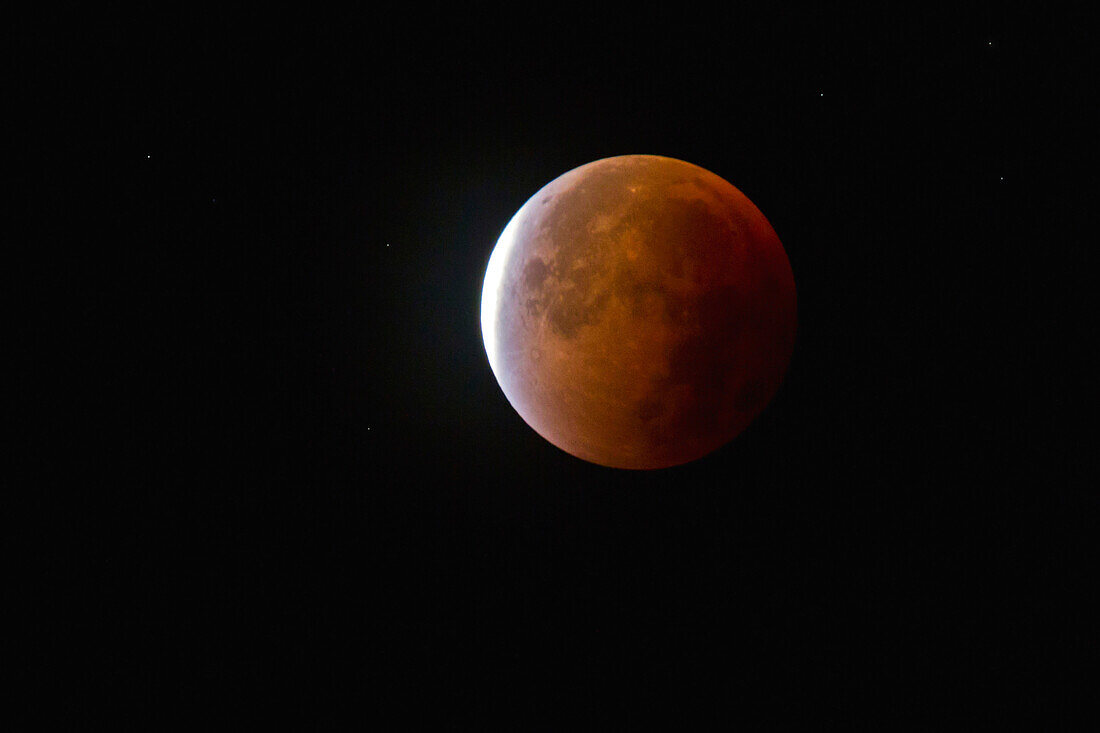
481,155,797,470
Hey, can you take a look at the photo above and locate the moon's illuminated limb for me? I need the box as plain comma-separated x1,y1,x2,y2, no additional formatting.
481,208,523,382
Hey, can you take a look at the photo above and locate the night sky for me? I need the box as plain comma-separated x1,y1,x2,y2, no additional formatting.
18,4,1096,727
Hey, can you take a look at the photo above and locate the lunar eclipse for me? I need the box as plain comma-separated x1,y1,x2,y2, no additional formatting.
481,155,797,469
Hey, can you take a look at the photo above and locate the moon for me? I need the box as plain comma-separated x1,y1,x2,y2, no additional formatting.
481,155,796,470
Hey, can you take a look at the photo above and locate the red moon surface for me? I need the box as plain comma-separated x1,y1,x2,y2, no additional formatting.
481,155,796,469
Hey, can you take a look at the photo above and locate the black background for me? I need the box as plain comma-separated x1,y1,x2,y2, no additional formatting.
17,3,1097,727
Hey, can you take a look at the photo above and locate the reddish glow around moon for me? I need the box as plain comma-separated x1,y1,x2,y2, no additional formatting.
481,155,796,469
